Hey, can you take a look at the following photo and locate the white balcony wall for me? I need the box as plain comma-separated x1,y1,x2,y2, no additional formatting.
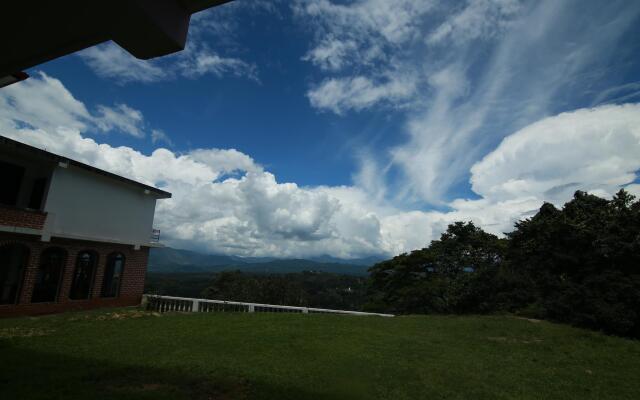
43,165,158,246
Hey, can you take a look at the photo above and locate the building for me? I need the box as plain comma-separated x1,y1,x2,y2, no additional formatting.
1,0,231,86
0,136,171,317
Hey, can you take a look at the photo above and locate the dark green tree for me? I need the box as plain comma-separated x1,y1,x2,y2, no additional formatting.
368,222,506,314
507,190,640,336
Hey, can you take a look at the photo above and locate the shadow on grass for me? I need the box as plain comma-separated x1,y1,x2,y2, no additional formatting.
0,344,346,400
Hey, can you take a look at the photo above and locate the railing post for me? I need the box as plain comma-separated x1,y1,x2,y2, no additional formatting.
302,308,309,314
141,294,149,309
192,299,200,312
248,304,255,313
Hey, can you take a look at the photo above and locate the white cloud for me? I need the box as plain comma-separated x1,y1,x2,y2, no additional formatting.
427,0,522,45
294,0,435,49
0,72,146,138
77,4,261,84
0,72,90,132
394,2,640,205
625,184,640,198
177,46,258,81
151,129,174,147
298,1,640,208
308,75,416,114
379,104,640,243
95,104,145,138
2,73,640,258
295,0,434,111
0,74,392,258
79,44,169,83
189,148,260,176
470,104,640,204
2,127,391,258
302,38,358,71
79,41,258,85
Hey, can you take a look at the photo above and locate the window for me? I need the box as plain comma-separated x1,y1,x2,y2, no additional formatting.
0,160,25,206
101,253,124,298
28,177,47,210
31,248,66,303
0,244,29,305
69,251,97,300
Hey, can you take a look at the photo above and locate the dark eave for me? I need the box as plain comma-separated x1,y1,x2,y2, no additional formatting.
0,136,171,199
0,0,232,79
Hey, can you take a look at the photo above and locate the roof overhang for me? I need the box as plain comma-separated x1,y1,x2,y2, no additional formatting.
0,0,232,80
0,135,172,199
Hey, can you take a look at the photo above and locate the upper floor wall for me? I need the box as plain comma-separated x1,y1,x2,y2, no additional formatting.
0,136,170,247
44,164,160,247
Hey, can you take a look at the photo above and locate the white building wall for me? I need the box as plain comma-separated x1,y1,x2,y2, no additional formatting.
43,165,158,246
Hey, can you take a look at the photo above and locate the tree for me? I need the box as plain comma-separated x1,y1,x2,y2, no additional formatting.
367,190,640,338
368,222,506,314
507,190,640,336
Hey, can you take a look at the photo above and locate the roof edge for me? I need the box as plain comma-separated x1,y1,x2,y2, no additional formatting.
1,135,172,199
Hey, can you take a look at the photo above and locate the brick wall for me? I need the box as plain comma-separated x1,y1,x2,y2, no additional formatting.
0,232,150,317
0,205,47,230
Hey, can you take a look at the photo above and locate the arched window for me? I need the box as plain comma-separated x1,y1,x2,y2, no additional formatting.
32,248,66,303
69,251,97,300
101,253,124,298
0,244,29,305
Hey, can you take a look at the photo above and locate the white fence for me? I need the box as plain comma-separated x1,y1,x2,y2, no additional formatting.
143,295,394,317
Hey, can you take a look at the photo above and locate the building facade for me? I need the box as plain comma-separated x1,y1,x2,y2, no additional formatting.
0,136,171,317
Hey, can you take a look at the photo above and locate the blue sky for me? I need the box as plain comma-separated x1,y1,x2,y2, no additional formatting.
2,0,640,258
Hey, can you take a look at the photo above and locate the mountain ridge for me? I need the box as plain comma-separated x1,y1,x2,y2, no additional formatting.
148,247,387,276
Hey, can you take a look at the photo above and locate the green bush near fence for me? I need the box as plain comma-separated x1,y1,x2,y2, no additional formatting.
1,308,639,400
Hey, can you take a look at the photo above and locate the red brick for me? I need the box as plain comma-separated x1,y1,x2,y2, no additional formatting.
0,205,47,230
0,232,150,317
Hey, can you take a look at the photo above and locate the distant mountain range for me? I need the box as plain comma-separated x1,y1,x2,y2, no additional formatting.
148,247,387,276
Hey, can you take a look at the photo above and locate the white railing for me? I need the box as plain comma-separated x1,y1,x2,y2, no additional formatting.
150,228,161,242
143,294,394,317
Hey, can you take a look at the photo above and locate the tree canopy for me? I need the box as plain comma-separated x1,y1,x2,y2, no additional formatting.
368,190,640,337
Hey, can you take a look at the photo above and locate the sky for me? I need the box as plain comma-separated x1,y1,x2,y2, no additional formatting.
2,0,640,259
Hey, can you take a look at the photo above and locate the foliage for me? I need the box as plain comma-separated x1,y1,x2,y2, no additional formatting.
368,221,507,314
147,271,369,311
368,190,640,337
145,273,214,298
506,190,640,337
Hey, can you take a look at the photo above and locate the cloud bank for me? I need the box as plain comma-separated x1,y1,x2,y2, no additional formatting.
296,0,640,207
2,74,639,258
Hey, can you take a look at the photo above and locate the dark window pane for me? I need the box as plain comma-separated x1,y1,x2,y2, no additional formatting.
0,244,29,305
28,177,47,210
69,251,96,300
102,253,124,298
0,160,25,206
32,248,66,303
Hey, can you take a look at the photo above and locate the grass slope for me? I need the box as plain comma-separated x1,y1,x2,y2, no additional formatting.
1,309,639,400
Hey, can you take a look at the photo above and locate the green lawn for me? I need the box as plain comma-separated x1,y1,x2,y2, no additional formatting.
1,309,639,400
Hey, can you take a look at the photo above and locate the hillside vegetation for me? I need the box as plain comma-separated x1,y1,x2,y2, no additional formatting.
146,271,368,310
369,190,640,337
1,309,639,400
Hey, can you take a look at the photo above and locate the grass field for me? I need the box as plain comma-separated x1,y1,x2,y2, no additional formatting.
1,308,639,400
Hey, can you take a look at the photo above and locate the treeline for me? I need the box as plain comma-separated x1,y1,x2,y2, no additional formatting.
367,190,640,338
146,271,368,311
145,273,214,299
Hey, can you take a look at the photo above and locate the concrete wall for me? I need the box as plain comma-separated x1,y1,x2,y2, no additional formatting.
44,165,158,246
